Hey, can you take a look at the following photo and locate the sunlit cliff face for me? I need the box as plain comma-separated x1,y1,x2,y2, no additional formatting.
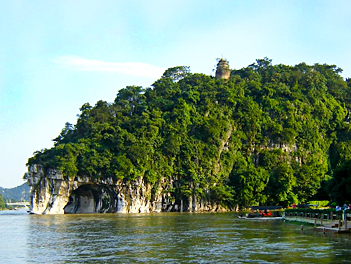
26,164,227,214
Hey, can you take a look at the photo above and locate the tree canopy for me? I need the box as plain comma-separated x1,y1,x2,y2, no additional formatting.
27,59,351,208
0,194,6,209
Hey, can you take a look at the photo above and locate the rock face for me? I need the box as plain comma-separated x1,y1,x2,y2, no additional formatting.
24,164,226,214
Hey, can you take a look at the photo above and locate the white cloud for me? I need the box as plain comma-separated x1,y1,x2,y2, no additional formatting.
53,56,166,78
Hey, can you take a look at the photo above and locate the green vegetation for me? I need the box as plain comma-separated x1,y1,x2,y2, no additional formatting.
285,208,351,215
327,160,351,205
26,58,351,209
307,200,330,208
0,194,6,210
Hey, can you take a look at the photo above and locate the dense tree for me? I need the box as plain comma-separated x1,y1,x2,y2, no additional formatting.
26,59,351,208
0,194,6,209
161,66,191,81
328,161,351,204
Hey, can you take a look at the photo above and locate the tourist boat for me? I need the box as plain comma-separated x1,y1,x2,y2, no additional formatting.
238,206,284,220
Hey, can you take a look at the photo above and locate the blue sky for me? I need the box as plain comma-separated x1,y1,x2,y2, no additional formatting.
1,0,351,188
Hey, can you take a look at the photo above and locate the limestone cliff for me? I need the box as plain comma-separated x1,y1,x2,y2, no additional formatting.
24,164,226,214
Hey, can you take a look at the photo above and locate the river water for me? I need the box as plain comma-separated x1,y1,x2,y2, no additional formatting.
1,209,351,263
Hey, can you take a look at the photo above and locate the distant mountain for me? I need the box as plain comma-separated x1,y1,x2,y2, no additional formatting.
0,183,30,202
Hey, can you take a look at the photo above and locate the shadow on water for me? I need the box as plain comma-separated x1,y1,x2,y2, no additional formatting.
1,212,351,263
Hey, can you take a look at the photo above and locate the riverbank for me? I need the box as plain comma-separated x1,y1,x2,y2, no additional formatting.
284,214,351,234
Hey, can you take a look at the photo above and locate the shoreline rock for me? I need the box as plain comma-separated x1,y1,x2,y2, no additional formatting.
24,164,227,215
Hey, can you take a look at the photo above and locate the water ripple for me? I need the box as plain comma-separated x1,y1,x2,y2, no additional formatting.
1,212,351,263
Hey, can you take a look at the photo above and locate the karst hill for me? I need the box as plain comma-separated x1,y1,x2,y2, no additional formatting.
25,58,351,214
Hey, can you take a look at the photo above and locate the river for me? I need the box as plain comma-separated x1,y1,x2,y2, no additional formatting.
1,209,351,263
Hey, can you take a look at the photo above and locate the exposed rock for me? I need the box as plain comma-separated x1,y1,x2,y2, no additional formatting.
25,164,226,214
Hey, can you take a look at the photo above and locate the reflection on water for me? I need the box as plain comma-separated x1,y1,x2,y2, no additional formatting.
1,210,351,263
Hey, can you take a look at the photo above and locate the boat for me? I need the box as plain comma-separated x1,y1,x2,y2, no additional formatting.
238,215,284,220
238,206,284,220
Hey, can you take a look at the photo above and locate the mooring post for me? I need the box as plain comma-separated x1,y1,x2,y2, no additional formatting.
314,218,317,227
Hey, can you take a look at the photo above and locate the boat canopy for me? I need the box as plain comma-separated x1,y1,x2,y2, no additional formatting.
247,206,283,210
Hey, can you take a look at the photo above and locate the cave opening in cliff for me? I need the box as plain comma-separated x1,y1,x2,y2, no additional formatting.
64,184,116,214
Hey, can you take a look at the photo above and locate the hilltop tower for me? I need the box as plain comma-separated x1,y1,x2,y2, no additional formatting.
215,58,230,80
